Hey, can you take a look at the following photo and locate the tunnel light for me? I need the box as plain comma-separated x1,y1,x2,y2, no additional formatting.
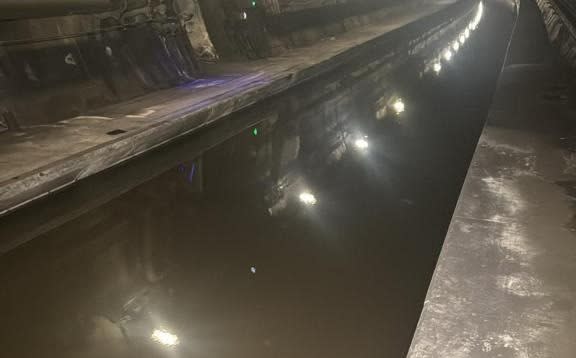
468,3,483,32
459,34,466,45
299,192,317,206
392,99,405,114
443,49,453,61
464,28,471,39
433,62,442,74
151,329,179,347
452,41,460,52
476,2,484,21
354,138,369,150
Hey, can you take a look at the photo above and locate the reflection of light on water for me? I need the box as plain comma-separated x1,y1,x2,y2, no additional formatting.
443,49,453,61
299,192,317,206
354,138,369,150
392,99,405,114
152,329,179,347
433,62,442,74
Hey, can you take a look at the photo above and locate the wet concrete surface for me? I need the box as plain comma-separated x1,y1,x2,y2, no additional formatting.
0,2,513,357
408,0,576,356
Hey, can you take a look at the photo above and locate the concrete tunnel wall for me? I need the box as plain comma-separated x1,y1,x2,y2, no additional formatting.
0,0,204,127
198,0,409,59
0,0,412,129
0,0,120,20
535,0,576,67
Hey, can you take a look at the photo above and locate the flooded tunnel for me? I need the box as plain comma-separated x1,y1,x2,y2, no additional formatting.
1,0,576,357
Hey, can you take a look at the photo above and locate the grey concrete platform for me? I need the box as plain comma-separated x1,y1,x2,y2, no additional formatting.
407,0,576,356
0,0,467,216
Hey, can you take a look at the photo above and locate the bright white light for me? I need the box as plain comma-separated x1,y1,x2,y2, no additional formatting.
392,99,405,114
299,192,317,206
433,62,442,74
241,11,248,20
443,49,453,61
476,2,484,23
354,138,369,150
250,266,257,274
464,28,470,38
459,34,466,44
452,41,460,52
151,329,179,347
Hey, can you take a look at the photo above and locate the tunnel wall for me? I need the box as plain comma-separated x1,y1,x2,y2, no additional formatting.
0,0,435,128
197,0,411,59
0,0,120,20
535,0,576,67
0,0,205,127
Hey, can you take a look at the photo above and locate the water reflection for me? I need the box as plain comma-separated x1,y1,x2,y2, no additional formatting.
151,329,179,347
392,98,406,115
0,1,511,358
298,192,318,206
354,137,370,151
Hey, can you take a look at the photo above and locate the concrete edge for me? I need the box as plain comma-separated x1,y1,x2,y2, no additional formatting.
405,1,523,357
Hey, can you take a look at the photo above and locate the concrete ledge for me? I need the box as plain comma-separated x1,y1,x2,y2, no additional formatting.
407,1,576,356
0,0,476,216
408,67,576,358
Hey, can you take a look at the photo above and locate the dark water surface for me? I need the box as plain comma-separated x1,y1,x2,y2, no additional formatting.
0,2,515,357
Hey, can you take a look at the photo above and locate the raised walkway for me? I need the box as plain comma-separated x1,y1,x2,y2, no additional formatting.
0,0,468,216
408,0,576,356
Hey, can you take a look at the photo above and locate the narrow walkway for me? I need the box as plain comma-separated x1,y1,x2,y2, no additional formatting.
408,0,576,356
0,0,466,215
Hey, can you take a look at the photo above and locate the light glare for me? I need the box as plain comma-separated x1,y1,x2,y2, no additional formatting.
299,192,317,206
151,329,179,347
393,99,405,114
433,62,442,74
354,138,369,150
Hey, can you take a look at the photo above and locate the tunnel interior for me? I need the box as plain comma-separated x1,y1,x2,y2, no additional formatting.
2,0,576,356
